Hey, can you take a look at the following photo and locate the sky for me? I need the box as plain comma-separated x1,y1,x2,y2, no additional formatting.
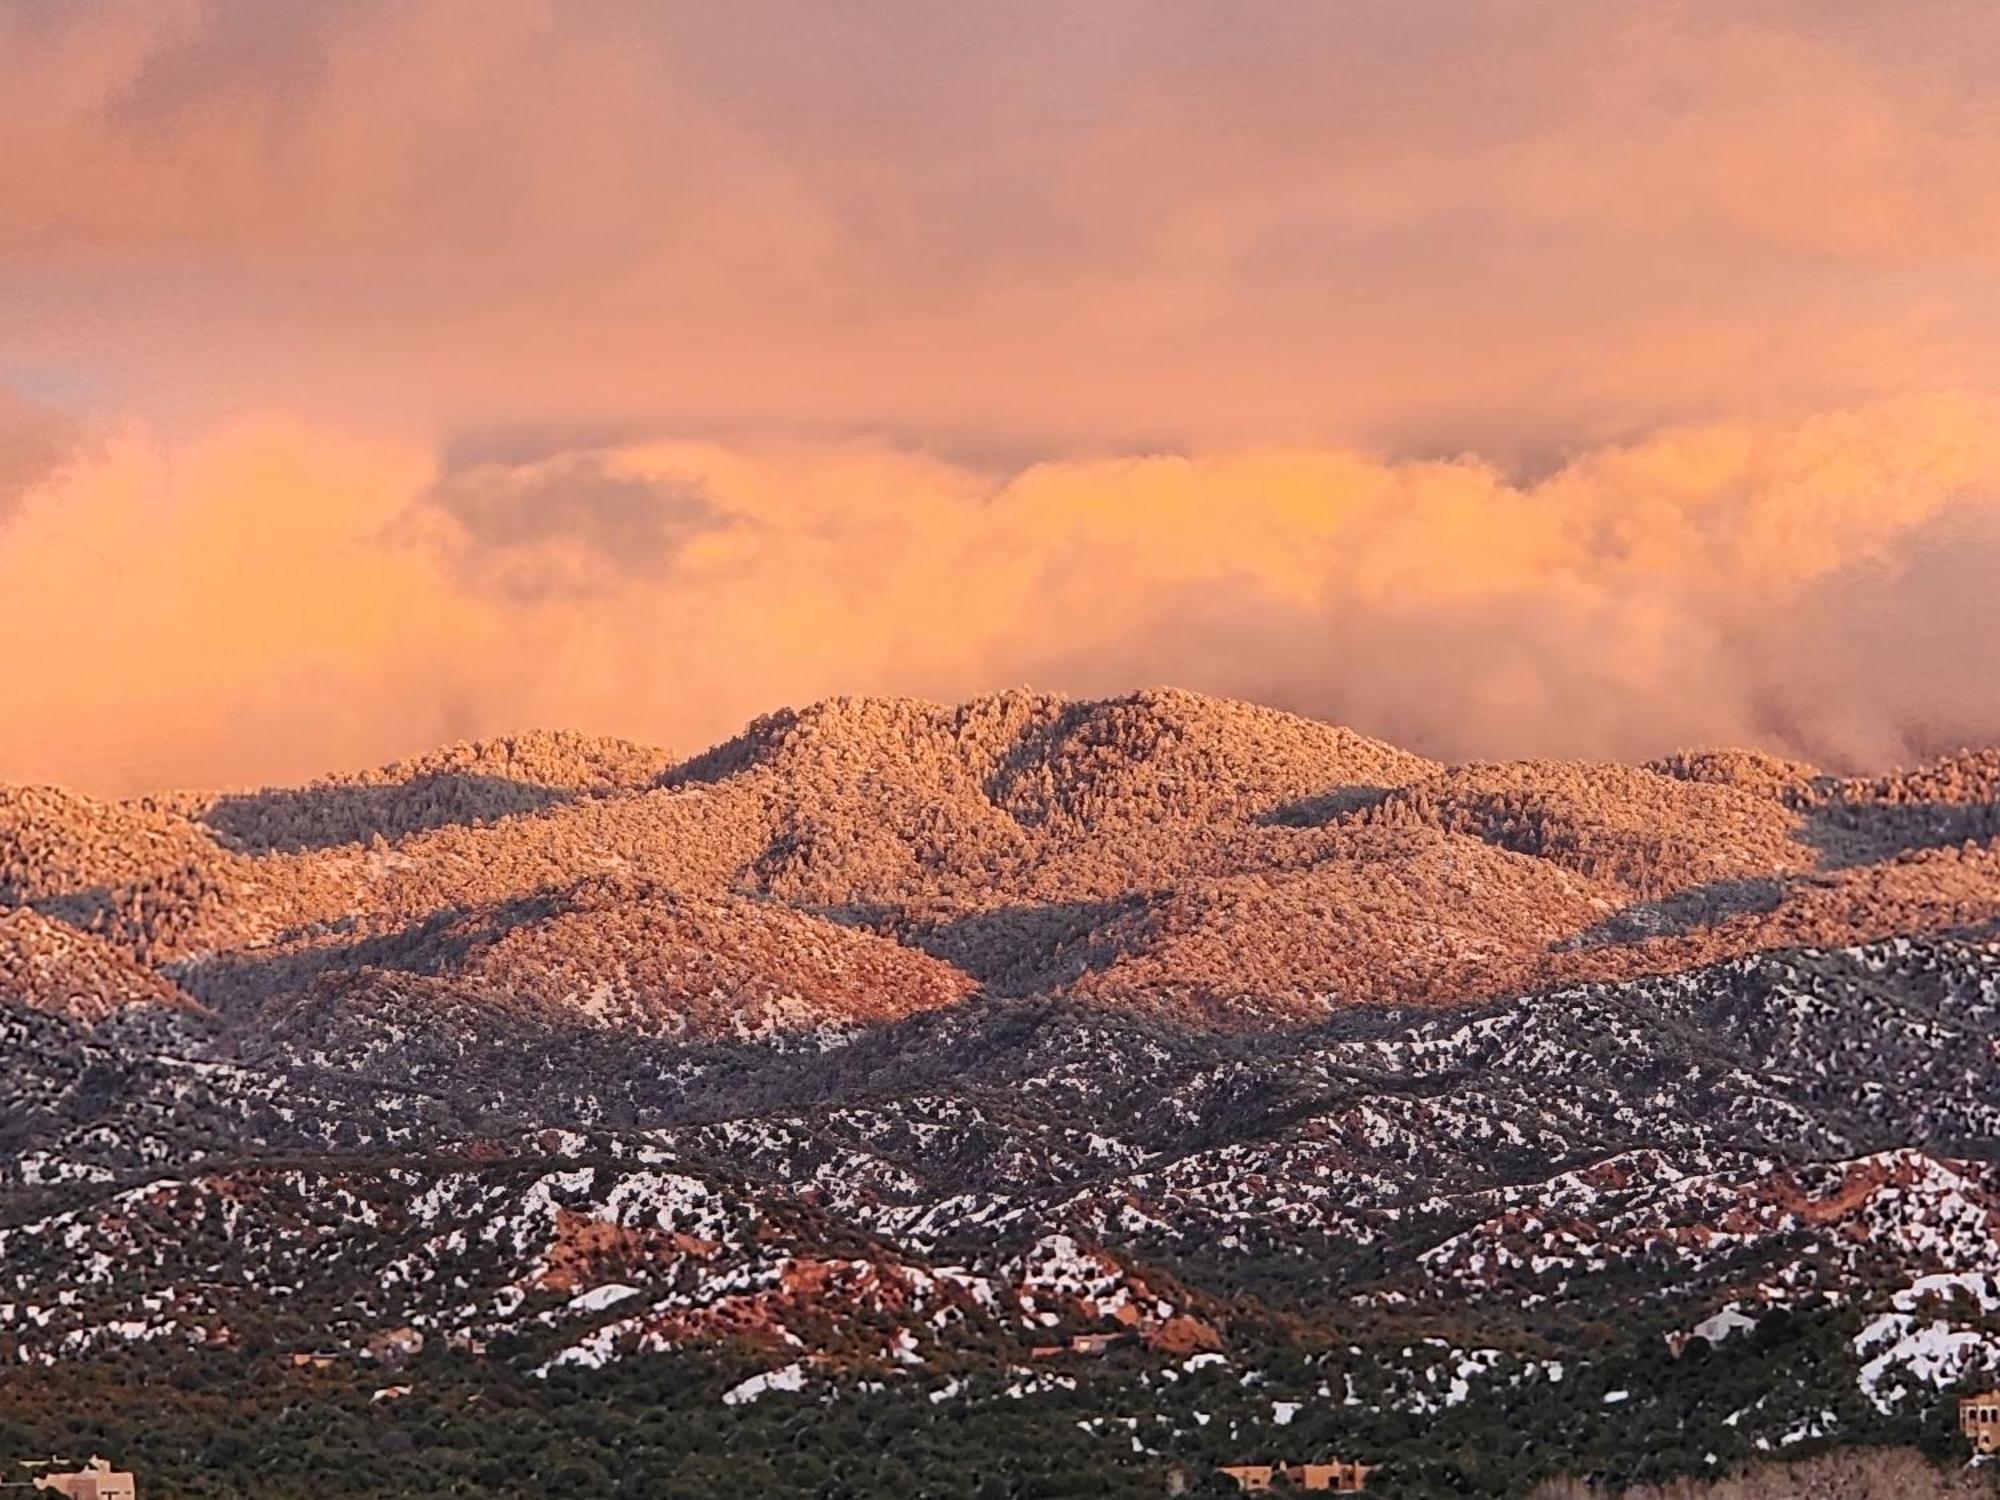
4,0,2000,792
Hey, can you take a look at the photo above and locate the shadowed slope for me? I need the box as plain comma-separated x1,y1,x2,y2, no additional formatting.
188,729,678,853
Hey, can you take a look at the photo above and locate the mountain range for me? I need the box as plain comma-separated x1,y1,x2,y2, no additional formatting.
5,689,2000,1497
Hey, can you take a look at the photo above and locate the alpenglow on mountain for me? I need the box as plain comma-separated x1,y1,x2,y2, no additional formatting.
6,688,2000,1497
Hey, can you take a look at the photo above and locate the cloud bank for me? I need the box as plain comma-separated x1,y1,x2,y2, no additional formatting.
3,3,2000,789
4,397,1997,793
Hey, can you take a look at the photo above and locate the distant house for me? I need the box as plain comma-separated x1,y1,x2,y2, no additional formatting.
288,1350,340,1371
1219,1467,1280,1494
1219,1459,1371,1492
1290,1463,1371,1492
30,1458,138,1500
1068,1332,1127,1356
1962,1389,2000,1454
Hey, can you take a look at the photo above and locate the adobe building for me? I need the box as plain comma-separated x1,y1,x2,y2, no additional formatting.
1068,1332,1127,1356
1290,1463,1371,1492
1219,1468,1281,1494
1961,1389,2000,1454
1219,1459,1371,1492
30,1458,138,1500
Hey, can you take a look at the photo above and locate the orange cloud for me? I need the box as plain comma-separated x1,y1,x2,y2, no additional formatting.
3,397,1998,793
3,5,2000,789
4,3,2000,454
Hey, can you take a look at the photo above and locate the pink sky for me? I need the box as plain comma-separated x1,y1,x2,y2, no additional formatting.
4,1,2000,791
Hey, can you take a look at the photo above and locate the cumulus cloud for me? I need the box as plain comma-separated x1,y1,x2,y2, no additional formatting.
1752,502,2000,769
2,398,1998,792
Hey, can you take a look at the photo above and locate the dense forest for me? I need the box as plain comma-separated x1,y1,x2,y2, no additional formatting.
0,1301,1989,1498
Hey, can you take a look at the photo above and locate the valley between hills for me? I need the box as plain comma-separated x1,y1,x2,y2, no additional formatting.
6,688,2000,1497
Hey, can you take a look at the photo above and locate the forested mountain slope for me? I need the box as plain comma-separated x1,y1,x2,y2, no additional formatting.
4,692,2000,1496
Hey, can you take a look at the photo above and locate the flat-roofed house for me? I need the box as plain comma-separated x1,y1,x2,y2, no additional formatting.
1290,1460,1371,1491
1962,1390,2000,1454
1218,1466,1278,1493
32,1458,138,1500
1219,1459,1371,1492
